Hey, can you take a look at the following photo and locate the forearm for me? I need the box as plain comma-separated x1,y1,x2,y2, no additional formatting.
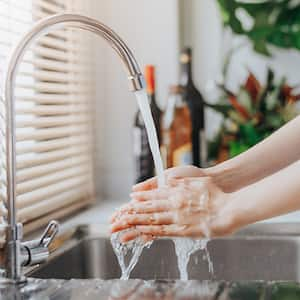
207,116,300,192
228,160,300,229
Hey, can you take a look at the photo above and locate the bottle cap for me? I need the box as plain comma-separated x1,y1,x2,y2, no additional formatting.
144,65,155,94
180,47,192,64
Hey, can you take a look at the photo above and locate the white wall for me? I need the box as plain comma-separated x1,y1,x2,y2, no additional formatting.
179,0,223,139
225,36,300,92
179,0,222,90
93,0,180,200
179,0,300,137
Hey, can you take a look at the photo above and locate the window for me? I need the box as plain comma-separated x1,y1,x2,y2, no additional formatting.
0,0,95,239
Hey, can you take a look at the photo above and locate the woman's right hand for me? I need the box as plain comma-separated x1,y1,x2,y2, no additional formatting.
132,165,235,194
111,176,237,242
132,166,208,192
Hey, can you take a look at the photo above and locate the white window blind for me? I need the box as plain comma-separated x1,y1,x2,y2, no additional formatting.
0,0,95,238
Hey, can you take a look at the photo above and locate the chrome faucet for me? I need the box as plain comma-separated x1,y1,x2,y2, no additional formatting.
3,13,144,283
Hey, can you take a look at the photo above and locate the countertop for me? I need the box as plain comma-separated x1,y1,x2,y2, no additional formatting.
1,278,300,299
58,200,125,233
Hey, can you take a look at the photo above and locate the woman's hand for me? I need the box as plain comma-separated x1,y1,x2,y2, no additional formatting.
132,166,207,192
132,165,241,194
110,177,237,243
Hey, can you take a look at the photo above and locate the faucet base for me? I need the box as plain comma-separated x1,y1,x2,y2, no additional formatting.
0,276,27,286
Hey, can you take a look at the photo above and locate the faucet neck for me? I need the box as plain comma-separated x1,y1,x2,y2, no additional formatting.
3,13,144,283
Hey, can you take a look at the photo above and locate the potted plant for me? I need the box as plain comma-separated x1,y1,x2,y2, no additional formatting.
207,0,300,163
208,68,300,162
217,0,300,56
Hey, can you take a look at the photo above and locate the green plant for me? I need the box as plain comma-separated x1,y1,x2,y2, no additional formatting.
217,0,300,55
208,68,300,161
229,282,300,300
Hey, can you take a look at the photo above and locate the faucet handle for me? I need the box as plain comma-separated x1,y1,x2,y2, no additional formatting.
39,220,59,248
21,220,59,267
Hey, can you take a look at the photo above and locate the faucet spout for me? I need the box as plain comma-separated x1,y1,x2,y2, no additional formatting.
3,13,145,283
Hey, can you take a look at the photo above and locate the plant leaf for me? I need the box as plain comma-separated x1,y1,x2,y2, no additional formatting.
237,88,254,114
217,0,300,55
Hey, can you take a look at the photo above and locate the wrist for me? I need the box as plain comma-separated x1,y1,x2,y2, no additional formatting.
223,189,255,231
205,162,239,193
209,191,240,237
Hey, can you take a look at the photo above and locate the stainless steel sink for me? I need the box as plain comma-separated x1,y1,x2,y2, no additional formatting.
28,223,300,281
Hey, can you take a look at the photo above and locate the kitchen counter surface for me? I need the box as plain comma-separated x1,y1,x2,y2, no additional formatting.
1,278,300,299
58,200,125,234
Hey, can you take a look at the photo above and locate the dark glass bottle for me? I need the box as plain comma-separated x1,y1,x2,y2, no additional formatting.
179,47,207,167
133,65,162,183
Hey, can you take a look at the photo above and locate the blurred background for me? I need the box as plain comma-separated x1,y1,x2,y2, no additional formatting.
94,0,300,200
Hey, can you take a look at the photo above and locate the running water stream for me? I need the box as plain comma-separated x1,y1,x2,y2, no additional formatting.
111,89,212,280
111,231,153,280
134,90,165,187
173,238,213,280
111,90,165,280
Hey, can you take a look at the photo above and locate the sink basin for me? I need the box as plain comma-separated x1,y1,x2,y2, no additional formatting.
29,223,300,281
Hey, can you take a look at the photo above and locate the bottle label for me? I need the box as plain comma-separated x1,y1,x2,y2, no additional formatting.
133,126,154,182
173,143,193,166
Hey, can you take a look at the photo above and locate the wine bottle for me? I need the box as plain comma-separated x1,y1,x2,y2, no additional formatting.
146,65,162,146
133,65,161,183
179,47,207,167
161,85,193,168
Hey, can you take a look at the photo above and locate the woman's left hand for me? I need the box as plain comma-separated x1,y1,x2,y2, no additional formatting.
110,177,237,243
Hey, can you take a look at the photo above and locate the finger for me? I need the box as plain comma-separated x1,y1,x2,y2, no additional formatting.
132,166,204,192
110,210,121,223
132,177,158,192
119,200,171,214
110,200,139,222
110,204,132,223
168,177,210,194
135,224,207,239
130,189,170,202
132,225,188,237
109,196,167,223
164,166,204,186
119,223,208,242
166,166,204,178
110,212,174,233
167,178,187,187
131,169,179,192
120,229,155,243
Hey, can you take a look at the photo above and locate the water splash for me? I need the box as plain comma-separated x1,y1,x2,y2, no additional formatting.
111,90,214,280
110,90,164,279
111,231,153,280
173,185,213,280
173,238,213,280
